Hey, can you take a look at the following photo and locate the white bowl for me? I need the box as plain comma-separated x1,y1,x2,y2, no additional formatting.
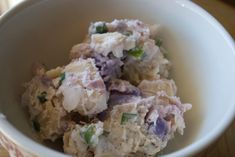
0,0,234,157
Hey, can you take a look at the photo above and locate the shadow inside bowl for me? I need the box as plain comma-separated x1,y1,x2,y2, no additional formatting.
157,27,203,154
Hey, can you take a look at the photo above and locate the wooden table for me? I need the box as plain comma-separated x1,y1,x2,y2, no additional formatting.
0,0,235,156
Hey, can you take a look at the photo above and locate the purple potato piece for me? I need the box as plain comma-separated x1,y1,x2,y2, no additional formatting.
97,110,108,121
108,79,141,96
149,117,168,140
92,54,123,82
107,79,141,106
108,92,140,106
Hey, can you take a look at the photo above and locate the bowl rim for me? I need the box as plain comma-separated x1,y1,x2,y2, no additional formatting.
0,0,234,157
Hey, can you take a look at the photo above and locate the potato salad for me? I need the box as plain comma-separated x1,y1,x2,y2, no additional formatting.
22,19,192,157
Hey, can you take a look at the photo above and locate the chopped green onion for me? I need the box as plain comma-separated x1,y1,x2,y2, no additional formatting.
121,113,138,125
80,126,96,145
96,23,108,34
127,47,144,59
32,120,40,132
155,38,163,47
59,72,65,86
37,91,47,104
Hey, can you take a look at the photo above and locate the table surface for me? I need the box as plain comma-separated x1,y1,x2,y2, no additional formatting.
0,0,235,156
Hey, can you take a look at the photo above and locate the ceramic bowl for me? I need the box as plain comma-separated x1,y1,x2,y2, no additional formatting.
0,0,234,157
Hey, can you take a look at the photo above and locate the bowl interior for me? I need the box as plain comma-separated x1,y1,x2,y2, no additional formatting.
0,0,235,156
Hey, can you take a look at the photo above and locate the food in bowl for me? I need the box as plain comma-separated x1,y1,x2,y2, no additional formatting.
21,19,192,157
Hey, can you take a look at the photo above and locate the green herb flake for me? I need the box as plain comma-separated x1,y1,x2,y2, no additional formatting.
96,23,108,34
121,113,138,125
32,120,40,132
155,38,163,47
127,47,144,59
37,91,47,104
81,126,96,145
59,72,66,86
